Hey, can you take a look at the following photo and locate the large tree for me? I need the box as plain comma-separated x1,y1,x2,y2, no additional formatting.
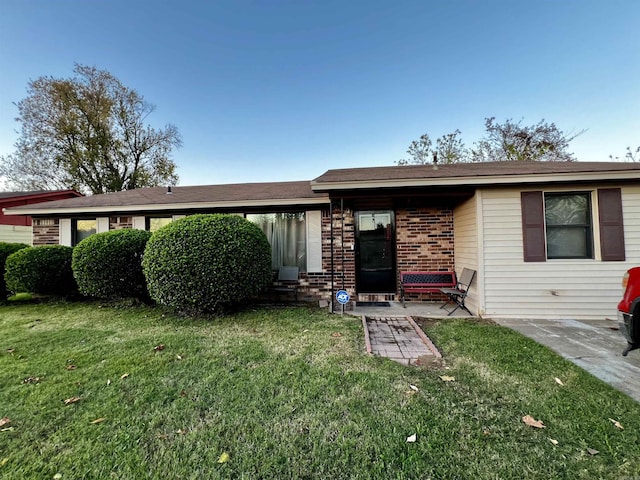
0,64,181,194
396,130,467,165
398,118,583,165
470,117,583,163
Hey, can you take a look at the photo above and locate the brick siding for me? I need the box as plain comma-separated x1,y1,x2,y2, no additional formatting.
395,207,455,302
33,219,60,245
109,216,133,230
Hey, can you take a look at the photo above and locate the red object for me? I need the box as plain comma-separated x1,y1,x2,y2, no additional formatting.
617,266,640,355
0,190,82,226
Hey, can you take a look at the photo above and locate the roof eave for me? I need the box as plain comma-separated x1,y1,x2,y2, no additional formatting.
310,170,640,191
4,196,330,216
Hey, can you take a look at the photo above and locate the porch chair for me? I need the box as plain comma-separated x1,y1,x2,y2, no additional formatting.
271,266,299,302
439,268,476,316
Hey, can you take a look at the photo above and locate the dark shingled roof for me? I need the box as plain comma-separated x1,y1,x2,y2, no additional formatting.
7,181,326,212
0,190,80,200
312,161,640,184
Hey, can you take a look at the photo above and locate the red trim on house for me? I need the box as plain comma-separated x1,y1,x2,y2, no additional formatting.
0,190,82,226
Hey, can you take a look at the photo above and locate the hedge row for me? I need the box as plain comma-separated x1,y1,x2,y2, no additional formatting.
2,214,273,314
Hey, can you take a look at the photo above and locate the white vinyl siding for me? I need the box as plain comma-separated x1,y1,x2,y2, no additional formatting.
59,219,72,246
306,210,322,272
453,194,479,315
97,217,109,233
132,216,146,230
479,185,640,320
0,225,32,245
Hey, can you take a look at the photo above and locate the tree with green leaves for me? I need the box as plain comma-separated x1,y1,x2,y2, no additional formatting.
470,117,583,162
396,130,467,165
398,118,583,165
0,64,182,194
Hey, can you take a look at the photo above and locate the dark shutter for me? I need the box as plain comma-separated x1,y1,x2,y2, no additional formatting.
521,191,546,262
598,188,625,261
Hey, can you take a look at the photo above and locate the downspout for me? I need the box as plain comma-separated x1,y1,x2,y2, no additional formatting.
341,197,345,315
330,198,334,313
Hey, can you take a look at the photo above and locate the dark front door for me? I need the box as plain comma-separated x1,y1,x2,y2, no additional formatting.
355,210,395,293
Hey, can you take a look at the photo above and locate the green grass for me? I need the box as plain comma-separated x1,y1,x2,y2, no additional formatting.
1,301,639,479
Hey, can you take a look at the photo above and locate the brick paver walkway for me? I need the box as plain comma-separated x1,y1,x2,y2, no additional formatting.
364,316,441,366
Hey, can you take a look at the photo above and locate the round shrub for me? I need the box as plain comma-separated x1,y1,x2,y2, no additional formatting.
4,245,76,296
142,214,272,314
72,228,152,300
0,242,29,301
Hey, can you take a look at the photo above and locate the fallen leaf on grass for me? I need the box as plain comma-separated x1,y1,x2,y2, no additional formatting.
7,349,15,354
90,418,106,424
63,397,81,406
1,458,8,466
217,452,230,464
106,379,111,386
153,344,165,352
609,418,624,430
406,433,417,443
22,376,42,384
331,332,342,337
554,377,564,386
120,373,129,380
587,448,599,456
176,355,183,361
549,438,559,446
409,384,419,391
0,418,10,428
66,365,77,371
176,429,187,435
0,427,14,432
522,415,545,429
439,375,455,382
53,474,63,480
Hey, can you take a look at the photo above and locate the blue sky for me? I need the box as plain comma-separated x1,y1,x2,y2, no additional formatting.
0,0,638,186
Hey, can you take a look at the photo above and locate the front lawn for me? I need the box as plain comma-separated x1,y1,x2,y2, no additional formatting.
1,301,639,479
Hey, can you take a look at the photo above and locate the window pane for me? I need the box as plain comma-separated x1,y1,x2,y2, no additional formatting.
75,219,96,245
546,226,589,258
544,192,592,259
148,217,172,232
545,194,588,225
247,212,306,271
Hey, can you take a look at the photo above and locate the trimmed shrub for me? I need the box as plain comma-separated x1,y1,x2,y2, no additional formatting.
72,228,152,300
4,245,76,297
0,242,29,301
143,214,272,314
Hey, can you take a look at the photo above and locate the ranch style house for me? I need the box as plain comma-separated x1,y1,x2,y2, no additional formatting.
5,161,640,321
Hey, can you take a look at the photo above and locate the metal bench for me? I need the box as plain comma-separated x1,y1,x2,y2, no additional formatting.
399,271,457,307
439,268,476,316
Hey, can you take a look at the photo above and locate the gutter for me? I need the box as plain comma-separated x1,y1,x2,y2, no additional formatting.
4,196,331,216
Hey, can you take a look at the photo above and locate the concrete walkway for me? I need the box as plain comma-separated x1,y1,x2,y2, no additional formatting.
495,318,640,403
362,316,441,366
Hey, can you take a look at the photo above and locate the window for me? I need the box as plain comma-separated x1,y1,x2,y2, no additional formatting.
147,217,173,232
73,219,96,246
246,212,306,271
544,193,593,259
521,189,625,262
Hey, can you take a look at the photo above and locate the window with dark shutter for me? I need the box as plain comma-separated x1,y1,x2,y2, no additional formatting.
598,188,625,261
521,191,546,262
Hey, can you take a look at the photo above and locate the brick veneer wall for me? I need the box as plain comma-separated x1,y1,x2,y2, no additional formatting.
396,207,455,301
33,219,60,245
296,207,355,306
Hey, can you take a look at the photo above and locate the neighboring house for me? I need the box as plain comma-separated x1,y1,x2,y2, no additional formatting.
0,190,82,244
6,161,640,320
